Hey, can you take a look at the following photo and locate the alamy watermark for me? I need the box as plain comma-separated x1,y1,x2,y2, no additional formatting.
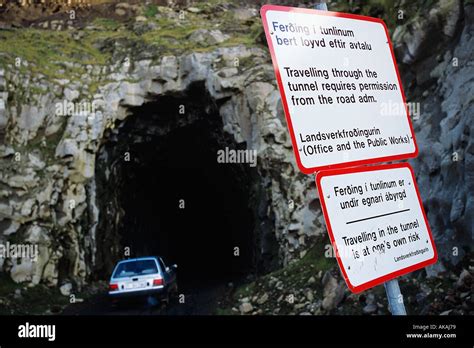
380,101,421,120
0,242,39,262
217,147,257,167
55,100,101,118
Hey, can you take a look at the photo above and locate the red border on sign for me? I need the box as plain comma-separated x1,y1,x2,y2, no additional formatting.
316,162,437,293
260,5,419,174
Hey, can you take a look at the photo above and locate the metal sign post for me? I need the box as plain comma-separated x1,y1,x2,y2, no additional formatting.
313,1,407,316
384,279,407,315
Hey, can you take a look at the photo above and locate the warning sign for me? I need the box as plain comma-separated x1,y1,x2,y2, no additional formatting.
316,163,437,293
260,5,418,173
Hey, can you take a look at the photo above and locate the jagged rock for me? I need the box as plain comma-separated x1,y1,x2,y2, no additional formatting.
233,8,258,21
64,88,79,101
55,139,78,158
407,2,473,265
257,293,269,305
239,301,253,313
3,171,38,189
160,55,178,80
120,82,145,106
189,29,229,45
365,293,375,305
41,250,61,287
28,153,45,170
321,271,345,311
456,269,472,288
20,198,35,216
0,203,13,218
363,303,377,314
187,7,201,13
115,8,126,16
17,105,46,136
2,220,20,235
135,16,147,22
439,0,462,37
294,303,305,310
420,283,433,297
70,151,95,181
0,145,14,158
0,99,7,129
24,224,49,244
10,259,35,283
116,2,130,9
14,289,22,300
133,21,157,35
59,282,73,296
207,68,244,99
288,222,303,233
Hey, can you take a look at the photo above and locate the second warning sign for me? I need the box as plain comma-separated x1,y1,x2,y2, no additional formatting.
316,163,437,293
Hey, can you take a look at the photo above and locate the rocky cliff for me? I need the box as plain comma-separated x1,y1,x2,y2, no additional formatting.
0,0,471,314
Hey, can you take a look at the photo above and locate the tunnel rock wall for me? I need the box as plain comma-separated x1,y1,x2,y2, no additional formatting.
0,0,472,288
0,44,322,287
394,0,473,269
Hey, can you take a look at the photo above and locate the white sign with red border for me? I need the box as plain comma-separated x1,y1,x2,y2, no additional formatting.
260,5,418,174
316,163,437,293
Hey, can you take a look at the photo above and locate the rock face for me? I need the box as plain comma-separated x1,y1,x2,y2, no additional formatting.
0,43,319,287
321,271,345,311
396,0,473,268
0,1,472,289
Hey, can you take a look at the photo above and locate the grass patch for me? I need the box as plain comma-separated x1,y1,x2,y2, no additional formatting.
268,238,333,287
0,274,69,315
217,237,336,314
93,17,121,31
215,307,234,315
0,29,108,80
0,0,265,81
144,4,158,18
233,282,256,299
142,17,200,49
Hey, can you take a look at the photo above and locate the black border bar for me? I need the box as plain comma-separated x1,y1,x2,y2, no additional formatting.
0,315,471,345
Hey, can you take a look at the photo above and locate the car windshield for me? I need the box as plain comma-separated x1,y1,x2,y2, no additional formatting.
112,260,159,278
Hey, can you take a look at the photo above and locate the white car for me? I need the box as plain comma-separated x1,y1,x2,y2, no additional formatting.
108,256,177,303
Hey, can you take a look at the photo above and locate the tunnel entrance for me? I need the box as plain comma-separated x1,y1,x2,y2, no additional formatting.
95,84,264,292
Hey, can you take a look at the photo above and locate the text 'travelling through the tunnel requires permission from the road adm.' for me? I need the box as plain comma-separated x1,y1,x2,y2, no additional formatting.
261,6,418,173
316,163,437,293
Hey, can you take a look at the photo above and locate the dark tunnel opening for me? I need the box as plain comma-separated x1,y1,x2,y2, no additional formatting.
95,84,261,293
120,120,257,290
